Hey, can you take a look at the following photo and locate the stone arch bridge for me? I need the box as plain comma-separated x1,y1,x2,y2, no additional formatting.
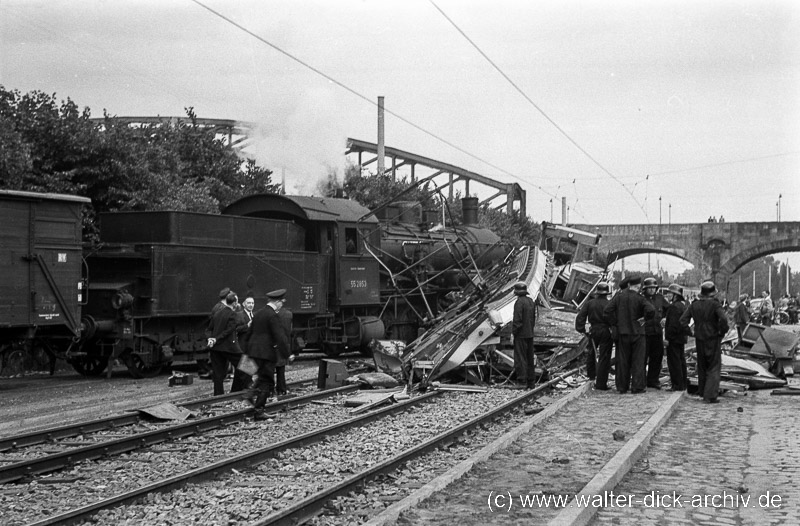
571,222,800,293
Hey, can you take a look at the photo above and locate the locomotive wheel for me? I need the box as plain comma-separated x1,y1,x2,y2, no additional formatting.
123,352,163,379
70,356,109,377
776,312,790,325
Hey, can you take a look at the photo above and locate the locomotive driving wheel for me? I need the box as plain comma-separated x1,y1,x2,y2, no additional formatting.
70,356,109,377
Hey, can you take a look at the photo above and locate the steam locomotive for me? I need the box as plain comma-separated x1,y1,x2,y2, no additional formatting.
0,189,509,378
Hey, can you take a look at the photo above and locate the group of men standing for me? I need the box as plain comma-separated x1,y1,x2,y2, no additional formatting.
575,276,729,404
204,287,293,419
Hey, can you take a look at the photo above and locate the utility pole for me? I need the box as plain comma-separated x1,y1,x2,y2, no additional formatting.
659,196,662,225
669,203,671,225
777,193,782,221
377,96,385,178
550,198,553,223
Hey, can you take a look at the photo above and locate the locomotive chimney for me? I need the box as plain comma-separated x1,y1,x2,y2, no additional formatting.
462,197,479,225
561,196,567,226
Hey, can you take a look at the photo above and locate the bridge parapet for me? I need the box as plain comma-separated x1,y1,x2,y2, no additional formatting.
572,221,800,293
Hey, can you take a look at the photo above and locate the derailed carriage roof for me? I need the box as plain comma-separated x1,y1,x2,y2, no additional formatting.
223,193,378,223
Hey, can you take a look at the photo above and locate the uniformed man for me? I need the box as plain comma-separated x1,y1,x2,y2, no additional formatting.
663,283,691,391
245,289,290,416
680,281,729,403
511,281,537,389
603,276,655,394
642,277,668,389
575,282,613,390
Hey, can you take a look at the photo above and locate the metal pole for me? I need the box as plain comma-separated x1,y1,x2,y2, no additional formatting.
561,197,567,226
377,96,385,178
752,270,755,296
738,275,741,298
550,199,553,223
669,203,671,225
659,196,662,225
769,264,772,295
787,257,790,295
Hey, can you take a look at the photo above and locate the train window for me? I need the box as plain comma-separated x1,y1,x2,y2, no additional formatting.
345,228,358,254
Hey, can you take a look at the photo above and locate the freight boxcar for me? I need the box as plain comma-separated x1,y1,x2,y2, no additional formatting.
0,190,89,376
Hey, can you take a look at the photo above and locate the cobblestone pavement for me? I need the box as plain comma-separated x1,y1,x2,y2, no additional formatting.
396,386,675,526
591,388,800,526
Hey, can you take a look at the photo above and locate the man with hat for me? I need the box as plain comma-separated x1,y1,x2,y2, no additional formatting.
511,281,537,389
733,294,751,344
663,284,691,391
245,289,291,414
679,281,729,403
211,287,232,318
575,282,613,390
642,277,668,389
205,291,249,396
603,276,655,394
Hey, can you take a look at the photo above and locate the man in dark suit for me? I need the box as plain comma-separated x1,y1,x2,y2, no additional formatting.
246,289,290,414
603,277,655,394
511,281,537,389
680,281,729,403
575,282,613,390
205,291,249,396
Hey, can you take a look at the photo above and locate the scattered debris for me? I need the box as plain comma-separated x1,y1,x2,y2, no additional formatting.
138,402,196,421
345,372,400,389
429,382,488,393
168,371,194,386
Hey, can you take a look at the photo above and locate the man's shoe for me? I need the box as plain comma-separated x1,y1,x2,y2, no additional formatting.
253,410,272,421
594,385,609,391
708,398,719,404
647,383,662,390
631,389,646,394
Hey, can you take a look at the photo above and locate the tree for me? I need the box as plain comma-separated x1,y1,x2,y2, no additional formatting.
0,86,279,237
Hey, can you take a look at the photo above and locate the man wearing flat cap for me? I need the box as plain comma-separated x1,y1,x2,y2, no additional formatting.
210,287,232,319
679,281,729,403
205,291,249,396
603,276,655,394
511,281,537,388
246,289,291,413
575,282,613,390
663,284,691,391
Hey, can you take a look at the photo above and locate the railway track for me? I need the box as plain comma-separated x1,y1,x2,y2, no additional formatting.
1,369,586,526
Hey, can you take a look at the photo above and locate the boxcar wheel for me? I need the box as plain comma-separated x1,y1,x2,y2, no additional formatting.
123,352,163,379
70,356,109,377
1,347,26,377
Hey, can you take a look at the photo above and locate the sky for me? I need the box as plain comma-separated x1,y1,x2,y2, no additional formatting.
2,0,799,272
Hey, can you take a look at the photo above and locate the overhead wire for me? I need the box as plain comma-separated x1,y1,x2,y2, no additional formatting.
189,0,562,204
0,5,217,114
428,0,649,221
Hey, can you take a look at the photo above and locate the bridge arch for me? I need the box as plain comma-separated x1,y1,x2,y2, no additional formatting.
718,239,800,291
602,242,701,273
